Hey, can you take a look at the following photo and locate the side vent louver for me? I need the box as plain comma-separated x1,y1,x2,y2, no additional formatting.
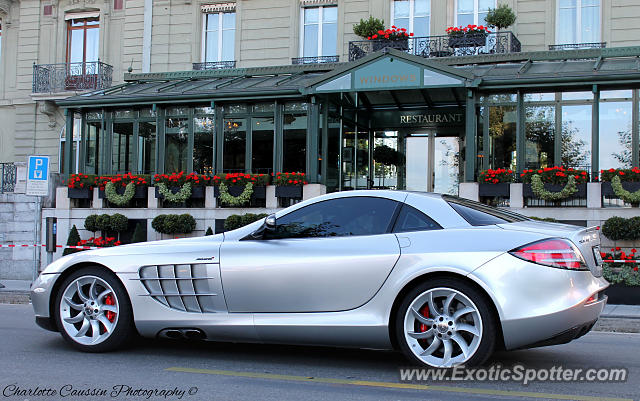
137,264,219,313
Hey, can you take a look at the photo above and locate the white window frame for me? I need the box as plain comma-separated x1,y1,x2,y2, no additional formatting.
391,0,431,36
201,11,235,62
299,5,337,58
454,0,496,27
555,0,601,45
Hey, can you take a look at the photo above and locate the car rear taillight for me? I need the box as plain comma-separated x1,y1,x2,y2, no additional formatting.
509,238,588,270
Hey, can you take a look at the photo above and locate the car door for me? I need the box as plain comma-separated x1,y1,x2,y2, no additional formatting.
219,196,403,313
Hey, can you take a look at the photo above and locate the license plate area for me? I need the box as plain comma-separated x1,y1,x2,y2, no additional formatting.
593,246,603,265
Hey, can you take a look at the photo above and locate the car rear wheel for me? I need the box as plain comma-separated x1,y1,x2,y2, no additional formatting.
54,267,134,352
395,278,496,368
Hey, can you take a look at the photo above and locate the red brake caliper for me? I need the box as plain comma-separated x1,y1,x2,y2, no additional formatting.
104,294,116,323
419,305,430,332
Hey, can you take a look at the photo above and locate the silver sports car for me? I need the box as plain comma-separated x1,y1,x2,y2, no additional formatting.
31,191,608,368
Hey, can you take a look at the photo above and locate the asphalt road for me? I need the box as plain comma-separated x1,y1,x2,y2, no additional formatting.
0,304,638,401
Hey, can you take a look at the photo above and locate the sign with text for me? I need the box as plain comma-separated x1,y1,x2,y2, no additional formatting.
26,156,49,197
353,58,421,90
371,108,465,129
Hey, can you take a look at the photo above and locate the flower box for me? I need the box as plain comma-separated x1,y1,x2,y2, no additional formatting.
523,183,587,199
604,283,640,305
372,38,409,52
154,186,204,200
67,188,92,199
602,181,640,197
99,186,147,199
213,185,266,199
275,185,303,198
448,33,487,48
478,183,510,197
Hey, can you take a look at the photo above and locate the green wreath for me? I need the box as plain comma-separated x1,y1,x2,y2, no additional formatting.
611,176,640,204
218,182,253,207
531,174,577,201
105,181,136,206
156,182,192,203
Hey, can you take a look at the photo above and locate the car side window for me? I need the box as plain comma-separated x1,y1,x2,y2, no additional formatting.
267,197,400,239
392,204,442,233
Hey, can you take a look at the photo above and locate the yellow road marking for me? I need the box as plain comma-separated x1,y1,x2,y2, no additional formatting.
166,367,632,401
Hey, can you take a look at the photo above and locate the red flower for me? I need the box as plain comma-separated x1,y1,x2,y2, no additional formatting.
616,247,621,251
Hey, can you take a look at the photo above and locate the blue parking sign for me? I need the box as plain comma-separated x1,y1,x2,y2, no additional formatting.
26,156,50,196
29,156,49,180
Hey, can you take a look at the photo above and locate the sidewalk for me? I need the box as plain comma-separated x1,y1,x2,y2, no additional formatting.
1,279,639,331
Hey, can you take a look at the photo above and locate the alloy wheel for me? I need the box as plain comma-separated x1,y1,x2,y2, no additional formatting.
59,276,120,346
403,287,483,367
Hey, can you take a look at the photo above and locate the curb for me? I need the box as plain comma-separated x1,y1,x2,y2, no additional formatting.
593,317,640,333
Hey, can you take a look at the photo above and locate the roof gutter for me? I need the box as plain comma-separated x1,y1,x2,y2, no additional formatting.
55,90,303,108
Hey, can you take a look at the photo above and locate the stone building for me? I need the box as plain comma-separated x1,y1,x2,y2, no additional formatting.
2,0,640,278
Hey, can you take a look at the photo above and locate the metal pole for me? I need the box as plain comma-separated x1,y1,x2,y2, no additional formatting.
33,196,41,281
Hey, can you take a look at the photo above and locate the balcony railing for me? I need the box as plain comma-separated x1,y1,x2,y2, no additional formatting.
349,31,521,61
32,61,113,93
291,56,339,65
192,61,237,70
549,42,606,51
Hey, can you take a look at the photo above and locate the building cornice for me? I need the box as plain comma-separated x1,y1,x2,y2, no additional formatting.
0,0,15,16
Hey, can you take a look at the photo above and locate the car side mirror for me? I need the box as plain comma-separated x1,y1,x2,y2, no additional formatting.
244,214,277,241
265,214,276,231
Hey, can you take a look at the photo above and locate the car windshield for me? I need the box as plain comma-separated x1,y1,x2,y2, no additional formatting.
443,195,529,226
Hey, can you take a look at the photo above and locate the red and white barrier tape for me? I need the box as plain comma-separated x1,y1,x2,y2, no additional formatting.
0,244,103,250
602,259,639,264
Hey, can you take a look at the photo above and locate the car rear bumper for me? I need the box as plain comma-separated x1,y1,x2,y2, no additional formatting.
468,253,609,350
502,293,606,350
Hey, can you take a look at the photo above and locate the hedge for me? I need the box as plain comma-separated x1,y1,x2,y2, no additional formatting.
152,214,197,235
601,216,640,241
85,214,129,234
224,213,269,231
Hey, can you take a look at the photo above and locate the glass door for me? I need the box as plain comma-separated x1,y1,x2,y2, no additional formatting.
341,126,371,190
432,136,460,195
404,131,460,194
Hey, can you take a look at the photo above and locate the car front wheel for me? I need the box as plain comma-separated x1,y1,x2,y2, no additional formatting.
395,278,497,368
54,267,134,352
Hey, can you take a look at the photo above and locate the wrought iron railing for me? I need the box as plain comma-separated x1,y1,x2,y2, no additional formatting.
291,56,339,64
1,163,16,193
349,31,521,61
549,43,606,51
192,61,237,70
32,61,113,93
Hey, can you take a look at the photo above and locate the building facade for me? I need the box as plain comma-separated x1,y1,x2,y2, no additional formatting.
2,0,640,278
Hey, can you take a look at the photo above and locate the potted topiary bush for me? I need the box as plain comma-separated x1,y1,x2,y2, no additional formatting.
485,4,517,31
353,16,385,39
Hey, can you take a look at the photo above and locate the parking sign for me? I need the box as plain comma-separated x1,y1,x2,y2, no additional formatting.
26,156,50,196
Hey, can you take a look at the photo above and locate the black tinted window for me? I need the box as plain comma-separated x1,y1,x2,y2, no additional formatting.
444,196,528,226
393,204,442,233
269,197,399,239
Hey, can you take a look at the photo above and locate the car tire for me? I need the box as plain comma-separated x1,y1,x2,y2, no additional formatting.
394,278,497,368
54,267,135,352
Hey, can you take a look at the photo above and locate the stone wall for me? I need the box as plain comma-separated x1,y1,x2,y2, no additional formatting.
0,192,39,280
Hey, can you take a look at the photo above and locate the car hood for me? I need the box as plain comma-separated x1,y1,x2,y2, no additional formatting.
84,233,225,257
41,234,225,275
